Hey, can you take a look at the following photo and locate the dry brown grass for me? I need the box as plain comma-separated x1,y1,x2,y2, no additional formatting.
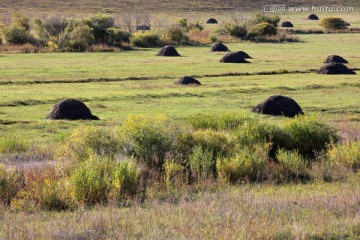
1,180,359,239
0,43,44,54
0,0,359,22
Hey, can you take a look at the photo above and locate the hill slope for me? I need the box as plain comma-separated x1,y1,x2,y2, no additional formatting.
0,0,358,21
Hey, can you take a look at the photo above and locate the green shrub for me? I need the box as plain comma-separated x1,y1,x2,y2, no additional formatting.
33,17,67,44
235,121,290,156
0,134,29,154
217,144,269,183
0,164,24,205
164,160,185,187
57,126,120,163
283,115,339,159
121,115,176,170
1,13,35,45
63,24,94,52
189,146,215,179
328,141,360,171
189,113,254,130
320,17,347,30
161,26,186,44
209,33,217,43
70,156,112,205
252,14,280,27
274,149,309,182
187,129,234,178
177,18,204,32
223,23,248,39
192,129,234,158
1,26,35,45
106,28,131,47
111,159,140,200
131,32,162,47
248,22,278,38
186,21,204,32
84,14,115,44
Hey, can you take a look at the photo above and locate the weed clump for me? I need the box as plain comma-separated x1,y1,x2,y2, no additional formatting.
0,164,24,205
217,144,269,183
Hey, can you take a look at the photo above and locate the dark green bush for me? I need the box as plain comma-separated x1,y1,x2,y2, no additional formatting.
1,26,35,45
273,149,310,182
106,28,131,47
0,13,35,45
70,156,112,205
188,129,234,177
189,146,215,179
63,24,94,52
57,126,120,163
235,120,290,156
121,115,176,170
320,17,347,30
84,14,115,44
111,159,140,200
283,115,339,159
217,144,269,183
33,17,67,43
223,23,248,39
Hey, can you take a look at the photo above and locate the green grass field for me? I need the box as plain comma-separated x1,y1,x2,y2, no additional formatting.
0,6,360,239
0,33,359,144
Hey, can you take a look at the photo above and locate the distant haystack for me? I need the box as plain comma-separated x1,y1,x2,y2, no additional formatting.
176,76,202,85
252,95,304,118
47,99,99,120
220,51,251,63
211,42,229,52
307,14,319,20
281,21,294,27
136,25,150,31
156,45,181,56
206,18,218,24
324,55,348,64
317,63,355,74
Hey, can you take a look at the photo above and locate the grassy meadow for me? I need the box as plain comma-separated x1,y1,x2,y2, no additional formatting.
0,33,359,144
0,7,360,239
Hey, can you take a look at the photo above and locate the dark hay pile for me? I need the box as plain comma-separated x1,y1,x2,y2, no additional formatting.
136,25,150,31
220,51,251,63
211,42,229,52
317,63,356,74
281,21,294,27
252,95,304,118
176,76,202,85
47,99,99,120
156,45,180,56
324,55,348,64
206,18,218,24
307,14,319,20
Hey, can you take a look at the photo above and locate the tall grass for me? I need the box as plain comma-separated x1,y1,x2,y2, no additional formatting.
0,133,29,154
